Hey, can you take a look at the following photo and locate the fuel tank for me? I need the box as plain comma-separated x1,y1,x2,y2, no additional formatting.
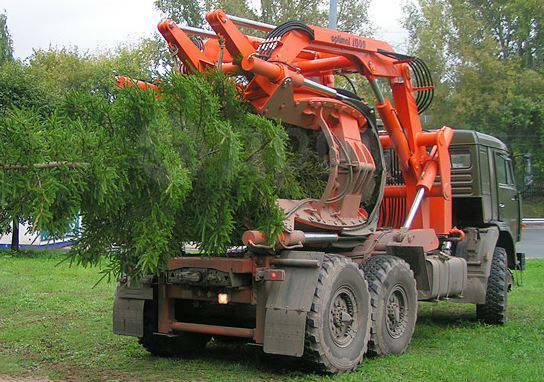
419,254,467,300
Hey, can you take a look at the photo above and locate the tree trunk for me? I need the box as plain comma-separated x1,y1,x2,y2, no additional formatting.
11,217,19,251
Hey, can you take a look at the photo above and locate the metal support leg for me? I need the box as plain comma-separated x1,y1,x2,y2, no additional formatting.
157,284,174,333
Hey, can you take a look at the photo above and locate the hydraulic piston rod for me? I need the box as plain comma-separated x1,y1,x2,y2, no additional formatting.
227,14,276,32
402,187,425,229
242,230,338,247
302,78,354,102
178,25,217,39
177,24,264,42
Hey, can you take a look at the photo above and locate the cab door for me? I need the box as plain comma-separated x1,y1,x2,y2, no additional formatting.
494,150,520,240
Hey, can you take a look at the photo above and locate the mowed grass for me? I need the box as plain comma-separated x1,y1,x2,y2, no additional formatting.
0,252,543,381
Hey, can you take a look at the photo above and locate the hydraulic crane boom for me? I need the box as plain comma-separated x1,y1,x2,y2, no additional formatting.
157,10,455,248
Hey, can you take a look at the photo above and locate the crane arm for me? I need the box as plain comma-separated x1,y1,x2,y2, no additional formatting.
154,10,454,245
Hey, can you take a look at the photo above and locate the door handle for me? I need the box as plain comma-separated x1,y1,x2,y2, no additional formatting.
499,203,505,208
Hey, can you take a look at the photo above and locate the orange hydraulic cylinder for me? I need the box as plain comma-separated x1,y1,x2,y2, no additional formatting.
393,185,443,198
221,63,240,73
417,157,438,192
416,132,439,147
241,55,283,82
376,99,411,171
295,56,353,74
379,135,392,148
384,185,407,197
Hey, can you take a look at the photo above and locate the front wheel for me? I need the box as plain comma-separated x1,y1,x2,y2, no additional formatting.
476,247,508,325
361,255,418,356
304,255,371,373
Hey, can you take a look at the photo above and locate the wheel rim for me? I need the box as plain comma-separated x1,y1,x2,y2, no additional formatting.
385,283,409,339
329,286,358,348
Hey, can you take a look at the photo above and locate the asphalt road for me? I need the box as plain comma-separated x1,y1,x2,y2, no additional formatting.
518,227,544,258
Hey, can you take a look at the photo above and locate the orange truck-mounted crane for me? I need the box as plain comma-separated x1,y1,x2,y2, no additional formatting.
113,10,522,373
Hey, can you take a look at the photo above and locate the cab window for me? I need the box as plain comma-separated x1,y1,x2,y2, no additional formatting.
450,150,471,169
495,152,512,185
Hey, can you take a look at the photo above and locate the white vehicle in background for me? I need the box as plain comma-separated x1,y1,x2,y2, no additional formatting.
0,217,80,250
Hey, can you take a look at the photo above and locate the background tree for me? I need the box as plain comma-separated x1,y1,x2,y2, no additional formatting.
0,39,163,251
403,0,544,190
0,11,19,250
154,0,372,34
0,12,13,65
336,0,373,35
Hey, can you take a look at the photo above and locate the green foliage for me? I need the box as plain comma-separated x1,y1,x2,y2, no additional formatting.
26,44,163,104
0,64,293,277
47,71,288,278
0,42,168,249
283,127,329,200
0,61,51,113
403,0,544,184
155,0,206,27
155,0,372,34
336,0,373,35
0,109,88,236
0,12,13,65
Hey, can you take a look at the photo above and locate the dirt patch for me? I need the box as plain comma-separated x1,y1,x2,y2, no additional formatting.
0,376,52,382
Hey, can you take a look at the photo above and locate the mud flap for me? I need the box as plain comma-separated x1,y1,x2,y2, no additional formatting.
263,251,324,357
112,285,153,337
453,227,499,304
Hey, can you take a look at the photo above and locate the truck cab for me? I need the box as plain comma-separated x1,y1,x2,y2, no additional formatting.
380,129,522,269
449,130,522,268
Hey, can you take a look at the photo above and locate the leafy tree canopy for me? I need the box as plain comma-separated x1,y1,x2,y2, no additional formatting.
0,54,298,278
0,12,13,65
154,0,373,35
404,0,544,183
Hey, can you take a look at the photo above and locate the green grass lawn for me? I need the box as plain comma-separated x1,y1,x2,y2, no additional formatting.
1,252,543,381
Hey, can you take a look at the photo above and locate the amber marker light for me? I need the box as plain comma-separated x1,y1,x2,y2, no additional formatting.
218,292,230,304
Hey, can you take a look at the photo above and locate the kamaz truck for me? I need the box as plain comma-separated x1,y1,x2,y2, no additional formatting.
112,11,524,373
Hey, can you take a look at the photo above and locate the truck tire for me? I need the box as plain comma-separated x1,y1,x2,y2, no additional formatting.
139,300,210,357
304,255,371,373
476,247,508,325
361,255,417,356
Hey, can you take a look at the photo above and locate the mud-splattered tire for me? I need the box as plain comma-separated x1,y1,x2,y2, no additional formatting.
139,300,210,357
304,255,371,374
361,255,417,356
476,247,508,325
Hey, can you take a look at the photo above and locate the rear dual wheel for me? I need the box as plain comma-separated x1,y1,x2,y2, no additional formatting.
304,255,371,373
361,255,418,356
304,254,418,373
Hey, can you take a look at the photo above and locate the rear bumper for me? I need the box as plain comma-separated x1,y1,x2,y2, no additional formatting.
113,251,325,357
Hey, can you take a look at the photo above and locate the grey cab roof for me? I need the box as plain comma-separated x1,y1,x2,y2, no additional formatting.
451,130,508,151
375,119,508,151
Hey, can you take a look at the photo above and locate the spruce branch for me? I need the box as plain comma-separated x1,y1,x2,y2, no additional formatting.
0,161,90,170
